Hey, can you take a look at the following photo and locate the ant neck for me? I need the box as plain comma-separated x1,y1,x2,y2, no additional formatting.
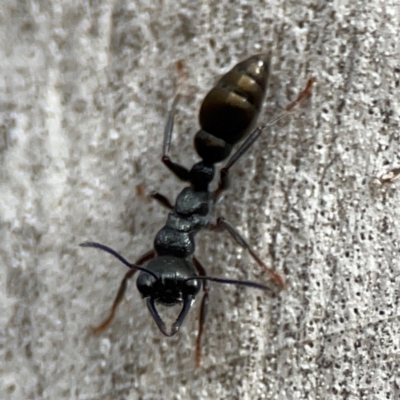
189,161,215,191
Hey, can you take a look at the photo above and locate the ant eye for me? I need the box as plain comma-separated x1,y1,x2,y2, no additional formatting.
184,278,201,296
136,271,157,298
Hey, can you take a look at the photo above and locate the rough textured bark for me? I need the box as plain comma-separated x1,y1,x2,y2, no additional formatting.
1,1,400,399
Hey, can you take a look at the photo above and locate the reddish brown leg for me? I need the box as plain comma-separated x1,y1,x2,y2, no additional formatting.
192,257,210,367
92,249,156,333
150,192,174,210
209,217,285,289
285,77,315,111
213,78,314,202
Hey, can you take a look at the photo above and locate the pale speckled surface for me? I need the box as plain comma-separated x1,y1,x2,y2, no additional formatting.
1,1,400,399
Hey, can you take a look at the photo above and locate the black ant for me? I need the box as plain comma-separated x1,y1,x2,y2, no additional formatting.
81,54,313,365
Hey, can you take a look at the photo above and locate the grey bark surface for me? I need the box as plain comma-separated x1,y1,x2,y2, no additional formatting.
1,1,400,399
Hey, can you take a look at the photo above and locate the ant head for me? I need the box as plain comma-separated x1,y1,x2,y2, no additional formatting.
136,255,201,336
80,242,272,338
137,256,200,304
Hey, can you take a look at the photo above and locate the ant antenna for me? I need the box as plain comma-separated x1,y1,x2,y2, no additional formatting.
79,241,158,280
185,276,271,291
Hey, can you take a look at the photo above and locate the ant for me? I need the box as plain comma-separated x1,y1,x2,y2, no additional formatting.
81,54,313,365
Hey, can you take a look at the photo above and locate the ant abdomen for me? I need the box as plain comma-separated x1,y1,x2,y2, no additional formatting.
195,54,271,164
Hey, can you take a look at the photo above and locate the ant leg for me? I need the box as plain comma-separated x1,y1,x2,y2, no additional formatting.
92,249,156,333
92,268,136,333
192,257,210,367
210,217,285,289
162,95,191,182
150,192,174,210
213,77,314,202
213,126,264,201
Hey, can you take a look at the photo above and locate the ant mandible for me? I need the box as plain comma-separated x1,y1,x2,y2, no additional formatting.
81,54,313,366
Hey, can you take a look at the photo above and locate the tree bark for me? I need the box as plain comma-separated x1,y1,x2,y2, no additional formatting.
1,1,400,399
